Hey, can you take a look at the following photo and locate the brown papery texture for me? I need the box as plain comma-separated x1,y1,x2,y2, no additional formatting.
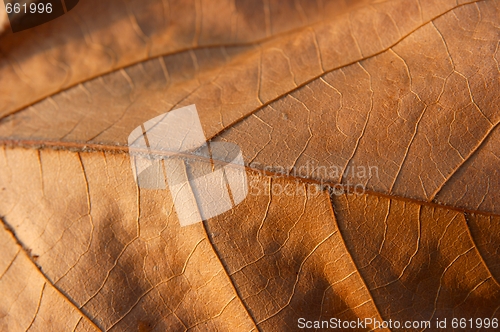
0,0,499,331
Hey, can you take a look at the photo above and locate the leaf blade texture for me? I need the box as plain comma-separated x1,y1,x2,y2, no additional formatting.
0,0,499,330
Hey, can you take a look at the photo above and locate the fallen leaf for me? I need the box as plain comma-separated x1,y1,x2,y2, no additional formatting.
0,0,499,330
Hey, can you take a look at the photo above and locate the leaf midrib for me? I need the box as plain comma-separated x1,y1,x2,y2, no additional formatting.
0,137,497,218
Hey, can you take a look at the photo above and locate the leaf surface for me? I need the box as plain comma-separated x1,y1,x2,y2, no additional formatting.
0,0,499,330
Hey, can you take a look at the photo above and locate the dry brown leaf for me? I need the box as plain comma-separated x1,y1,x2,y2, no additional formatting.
0,0,499,331
0,221,100,331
